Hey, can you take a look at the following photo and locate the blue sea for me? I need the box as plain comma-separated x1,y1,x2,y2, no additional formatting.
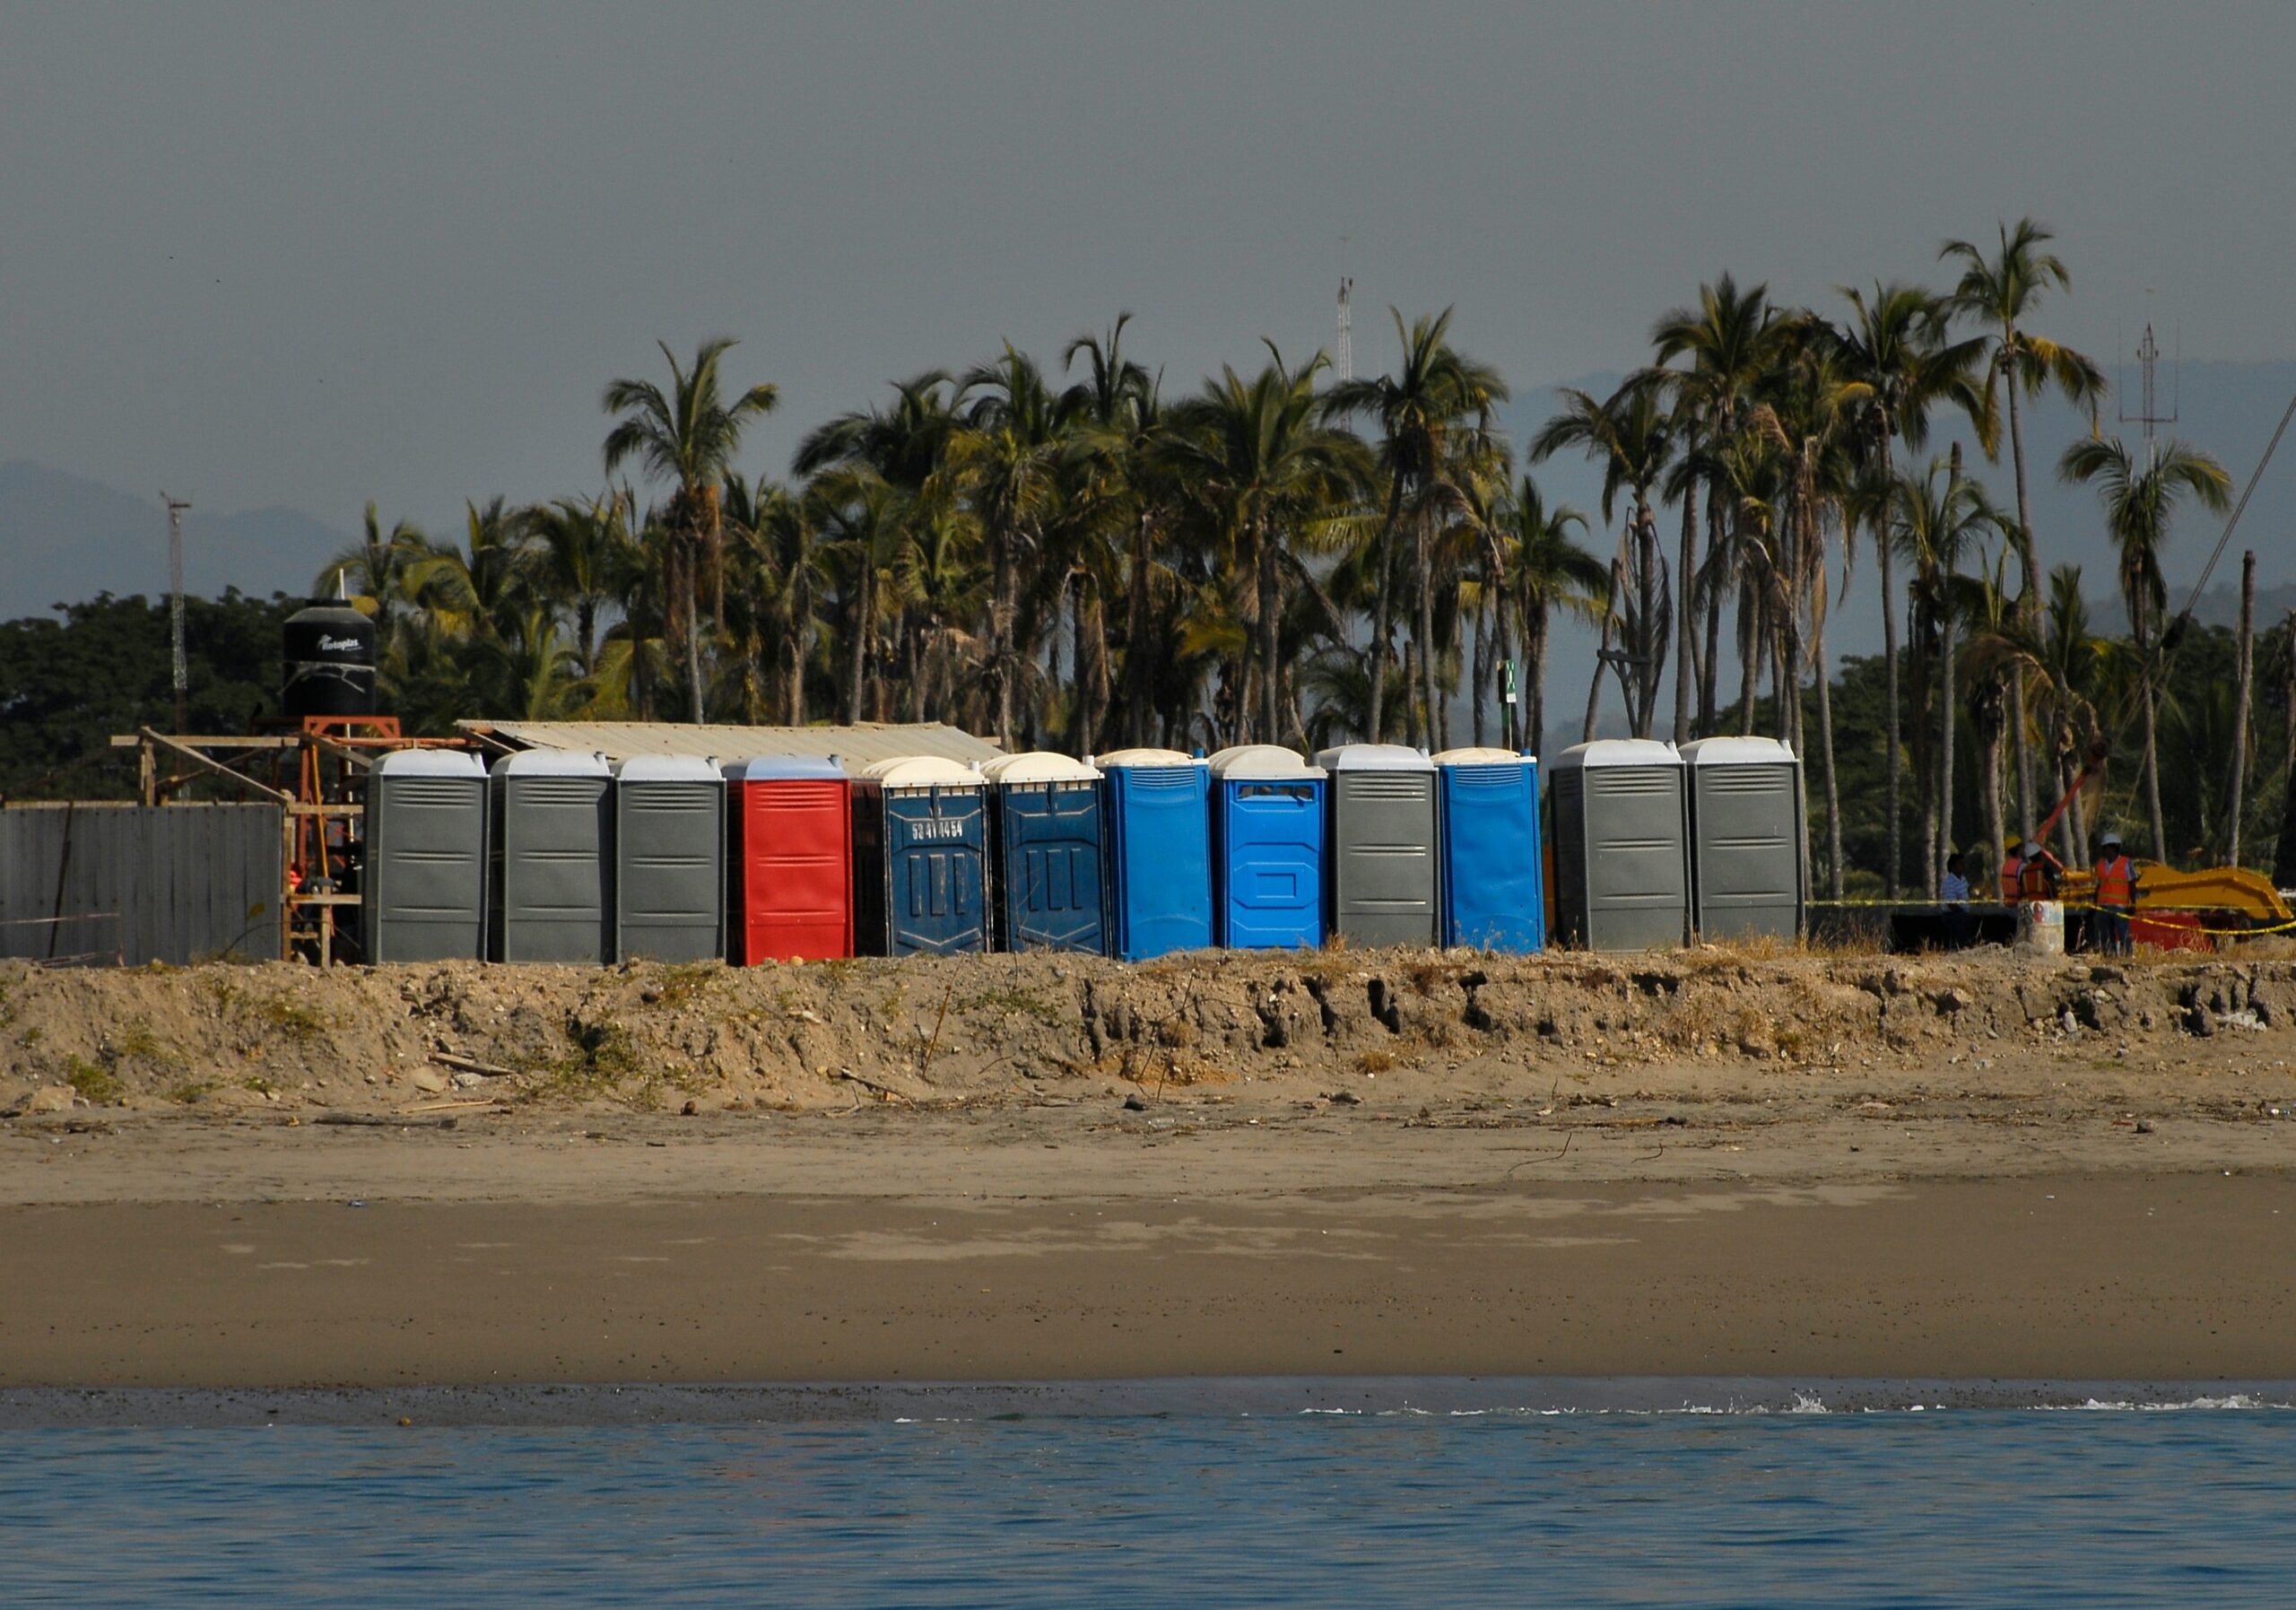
5,1384,2294,1606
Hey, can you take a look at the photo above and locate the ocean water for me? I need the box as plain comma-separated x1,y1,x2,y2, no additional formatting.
5,1391,2295,1606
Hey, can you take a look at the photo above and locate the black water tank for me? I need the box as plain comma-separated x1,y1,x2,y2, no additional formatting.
282,600,378,718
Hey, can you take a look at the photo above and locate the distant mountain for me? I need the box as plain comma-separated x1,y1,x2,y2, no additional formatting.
0,461,349,621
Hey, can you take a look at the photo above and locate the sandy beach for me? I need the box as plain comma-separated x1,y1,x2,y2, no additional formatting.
3,951,2294,1391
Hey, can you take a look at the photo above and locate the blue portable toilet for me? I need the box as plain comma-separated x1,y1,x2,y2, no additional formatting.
982,752,1106,954
849,757,988,957
1097,748,1213,961
1206,744,1326,949
1432,746,1544,953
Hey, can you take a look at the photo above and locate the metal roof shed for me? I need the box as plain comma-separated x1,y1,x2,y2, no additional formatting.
1432,747,1543,953
1548,739,1688,952
487,750,613,963
726,754,853,963
1206,745,1326,949
1097,749,1213,961
364,751,489,962
613,755,724,963
1680,736,1805,942
850,757,988,956
1314,744,1439,948
982,753,1106,954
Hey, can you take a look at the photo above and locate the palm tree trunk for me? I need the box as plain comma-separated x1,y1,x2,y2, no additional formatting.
1492,581,1515,751
1736,580,1759,736
1126,512,1152,746
844,553,871,725
2005,379,2039,841
1402,638,1422,750
1524,603,1548,759
1911,605,1937,901
991,523,1016,747
2229,550,2256,865
1416,507,1441,753
1814,616,1842,900
1366,476,1405,741
1582,614,1610,744
1701,495,1727,731
1979,706,2005,895
2134,593,2167,858
784,577,809,725
1674,448,1698,745
683,540,707,725
1258,527,1283,750
1470,593,1491,748
1937,606,1958,893
1878,431,1902,899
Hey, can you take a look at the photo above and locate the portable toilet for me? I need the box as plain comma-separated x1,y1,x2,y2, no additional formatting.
1547,739,1689,952
726,755,853,963
982,752,1106,954
611,755,724,963
851,757,988,957
363,749,488,962
487,750,613,963
1314,743,1440,947
1098,748,1213,961
1206,744,1326,949
1680,736,1805,942
1432,747,1543,953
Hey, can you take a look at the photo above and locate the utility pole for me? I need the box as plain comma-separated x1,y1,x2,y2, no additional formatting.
161,492,191,733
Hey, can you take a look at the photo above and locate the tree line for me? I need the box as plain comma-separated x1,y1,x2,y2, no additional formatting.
284,216,2270,888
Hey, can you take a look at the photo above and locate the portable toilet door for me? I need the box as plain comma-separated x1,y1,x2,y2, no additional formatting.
487,750,613,963
982,753,1106,954
1097,748,1213,961
1680,736,1805,942
726,755,852,963
1314,744,1440,947
1547,739,1689,952
363,750,488,962
852,757,987,957
1432,747,1543,953
1206,744,1326,949
612,755,724,963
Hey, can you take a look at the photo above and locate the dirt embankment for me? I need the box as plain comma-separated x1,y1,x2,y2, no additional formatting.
3,944,2293,1121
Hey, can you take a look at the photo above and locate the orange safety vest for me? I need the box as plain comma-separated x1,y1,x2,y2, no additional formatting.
2020,857,2057,901
2000,856,2023,903
2094,855,2136,910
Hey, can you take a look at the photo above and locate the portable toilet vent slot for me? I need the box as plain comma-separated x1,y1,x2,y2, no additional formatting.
1680,736,1805,942
1097,748,1213,961
982,752,1106,954
851,756,988,957
1548,739,1689,952
726,754,853,963
363,750,488,962
1433,747,1543,953
487,750,613,963
1206,744,1325,949
612,755,724,963
1314,743,1440,947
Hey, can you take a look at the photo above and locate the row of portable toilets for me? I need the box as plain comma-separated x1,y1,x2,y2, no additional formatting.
361,737,1808,965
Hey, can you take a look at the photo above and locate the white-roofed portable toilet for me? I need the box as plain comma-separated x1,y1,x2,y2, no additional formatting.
1313,743,1440,947
487,749,613,963
363,749,489,962
851,756,988,956
1431,747,1543,953
1680,735,1805,942
612,754,724,963
981,752,1106,954
1548,739,1689,952
1205,744,1326,949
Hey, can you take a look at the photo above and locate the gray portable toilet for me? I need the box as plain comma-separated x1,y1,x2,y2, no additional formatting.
488,750,613,963
1548,739,1689,952
1680,736,1805,942
613,754,724,962
362,749,488,962
1313,743,1440,947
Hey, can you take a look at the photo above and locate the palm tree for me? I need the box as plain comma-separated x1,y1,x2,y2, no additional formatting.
1324,309,1509,742
1493,474,1606,758
2059,434,2232,859
1161,348,1369,745
602,337,779,722
1941,219,2108,838
809,467,901,723
317,502,425,639
1059,316,1158,752
526,492,627,675
1834,282,1988,895
1891,456,2010,893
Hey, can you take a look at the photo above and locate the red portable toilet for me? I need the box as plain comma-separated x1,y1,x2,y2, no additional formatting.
726,755,853,962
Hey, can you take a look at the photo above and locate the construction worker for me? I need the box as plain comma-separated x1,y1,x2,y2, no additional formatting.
2092,831,2140,956
1999,839,2024,904
2017,839,2063,902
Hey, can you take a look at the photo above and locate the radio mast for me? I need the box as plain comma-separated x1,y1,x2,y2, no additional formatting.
161,492,192,732
2118,314,2179,467
1335,236,1353,384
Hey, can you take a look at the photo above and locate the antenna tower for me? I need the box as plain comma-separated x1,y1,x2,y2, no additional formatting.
1335,237,1353,383
162,492,192,733
2118,316,2179,466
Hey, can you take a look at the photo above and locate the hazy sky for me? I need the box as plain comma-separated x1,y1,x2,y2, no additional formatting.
5,1,2292,543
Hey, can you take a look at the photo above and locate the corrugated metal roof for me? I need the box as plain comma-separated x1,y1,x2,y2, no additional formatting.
460,719,1002,770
